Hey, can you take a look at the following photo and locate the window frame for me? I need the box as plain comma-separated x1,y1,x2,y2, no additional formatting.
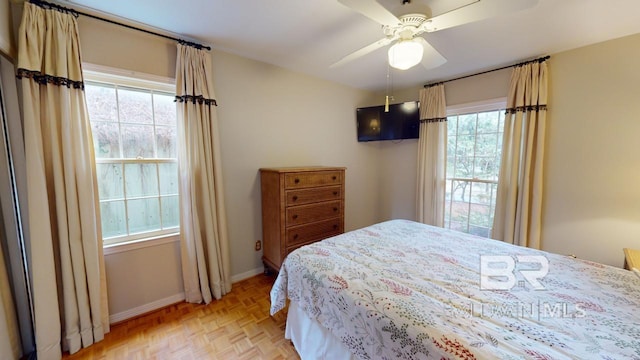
444,98,507,238
83,64,180,249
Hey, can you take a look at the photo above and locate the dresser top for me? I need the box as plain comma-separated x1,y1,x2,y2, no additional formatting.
259,166,346,173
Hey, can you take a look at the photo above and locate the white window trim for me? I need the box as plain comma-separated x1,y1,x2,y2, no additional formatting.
447,97,507,116
84,64,180,250
103,232,180,255
83,63,175,92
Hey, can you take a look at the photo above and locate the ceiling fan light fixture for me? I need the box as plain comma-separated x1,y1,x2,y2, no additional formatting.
388,39,423,70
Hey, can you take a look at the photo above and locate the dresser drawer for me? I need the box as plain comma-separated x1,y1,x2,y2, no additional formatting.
286,185,342,206
286,218,343,248
286,200,342,226
284,171,342,189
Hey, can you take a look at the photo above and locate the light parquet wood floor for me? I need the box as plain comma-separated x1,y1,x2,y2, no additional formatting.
62,274,299,359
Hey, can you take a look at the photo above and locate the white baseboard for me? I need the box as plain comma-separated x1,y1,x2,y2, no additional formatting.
109,293,185,324
231,266,264,283
109,267,264,324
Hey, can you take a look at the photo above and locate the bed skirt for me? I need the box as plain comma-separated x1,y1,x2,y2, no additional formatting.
286,300,356,360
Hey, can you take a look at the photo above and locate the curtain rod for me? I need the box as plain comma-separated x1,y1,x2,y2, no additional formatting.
423,55,550,88
29,0,211,50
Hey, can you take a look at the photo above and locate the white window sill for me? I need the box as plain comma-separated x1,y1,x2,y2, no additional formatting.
103,232,180,256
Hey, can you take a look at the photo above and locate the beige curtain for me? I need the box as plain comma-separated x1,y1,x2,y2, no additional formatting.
416,84,447,226
17,3,109,358
0,237,21,360
492,60,548,248
176,44,231,304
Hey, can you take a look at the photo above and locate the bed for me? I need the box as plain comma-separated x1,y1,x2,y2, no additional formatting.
270,219,640,359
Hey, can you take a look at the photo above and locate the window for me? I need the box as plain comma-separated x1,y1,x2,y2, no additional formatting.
84,71,179,246
444,100,506,238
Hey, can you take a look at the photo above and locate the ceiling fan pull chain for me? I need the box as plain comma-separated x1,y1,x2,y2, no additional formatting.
385,62,391,112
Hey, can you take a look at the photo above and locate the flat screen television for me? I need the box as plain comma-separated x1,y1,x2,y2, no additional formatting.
356,101,420,142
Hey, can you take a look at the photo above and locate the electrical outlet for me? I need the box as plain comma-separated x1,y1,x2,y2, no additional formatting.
255,240,261,251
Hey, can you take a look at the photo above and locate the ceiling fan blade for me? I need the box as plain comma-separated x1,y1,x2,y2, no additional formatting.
330,37,393,68
424,0,538,32
338,0,401,27
415,37,447,70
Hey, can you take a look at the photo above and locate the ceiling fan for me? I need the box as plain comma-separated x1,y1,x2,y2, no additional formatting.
332,0,539,70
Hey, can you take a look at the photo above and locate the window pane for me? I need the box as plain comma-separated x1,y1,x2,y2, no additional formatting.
474,134,498,157
447,135,457,154
447,116,457,136
457,113,476,135
454,157,473,178
91,121,121,158
161,195,179,229
100,201,127,238
455,135,475,156
85,83,117,122
96,163,124,200
473,157,499,180
452,180,470,202
125,163,159,197
476,111,500,134
118,87,153,124
451,201,469,231
446,137,456,176
470,182,493,205
127,198,160,234
469,203,491,228
121,124,155,158
156,126,177,158
159,163,178,195
446,156,456,178
154,93,176,125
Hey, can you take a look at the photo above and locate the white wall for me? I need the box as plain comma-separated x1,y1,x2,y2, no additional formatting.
542,33,640,266
104,240,184,323
212,51,381,276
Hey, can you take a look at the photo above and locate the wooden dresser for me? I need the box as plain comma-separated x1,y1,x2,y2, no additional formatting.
260,166,345,272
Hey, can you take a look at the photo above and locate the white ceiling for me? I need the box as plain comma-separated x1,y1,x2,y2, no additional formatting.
66,0,640,92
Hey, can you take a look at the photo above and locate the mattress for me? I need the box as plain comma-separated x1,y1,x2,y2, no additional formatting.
270,219,640,359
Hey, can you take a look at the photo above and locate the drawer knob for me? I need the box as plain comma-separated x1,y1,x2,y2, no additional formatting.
332,176,337,180
293,234,299,240
292,214,298,220
292,195,298,201
294,178,300,184
333,224,338,230
333,207,338,212
333,191,338,196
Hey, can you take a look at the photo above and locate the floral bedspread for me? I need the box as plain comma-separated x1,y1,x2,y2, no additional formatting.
270,220,640,359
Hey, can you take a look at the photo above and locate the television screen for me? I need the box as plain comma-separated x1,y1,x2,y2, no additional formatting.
356,101,420,142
